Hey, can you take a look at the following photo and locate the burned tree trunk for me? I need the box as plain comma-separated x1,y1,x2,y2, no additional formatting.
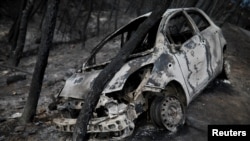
114,0,120,30
221,0,242,25
19,0,59,124
69,0,83,34
72,0,172,140
136,0,144,16
81,0,93,49
8,0,27,51
96,0,104,36
9,0,33,66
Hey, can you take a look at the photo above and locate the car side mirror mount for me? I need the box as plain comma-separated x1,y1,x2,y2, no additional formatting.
175,43,182,51
169,44,182,53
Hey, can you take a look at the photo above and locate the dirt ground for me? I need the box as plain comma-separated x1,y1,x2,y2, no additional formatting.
0,23,250,141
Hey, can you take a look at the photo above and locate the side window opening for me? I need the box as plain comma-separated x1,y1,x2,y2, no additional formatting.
95,34,124,64
86,19,144,67
165,13,194,45
187,11,210,32
132,20,160,54
85,17,160,69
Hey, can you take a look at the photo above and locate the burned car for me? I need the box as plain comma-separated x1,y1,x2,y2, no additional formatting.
52,8,229,140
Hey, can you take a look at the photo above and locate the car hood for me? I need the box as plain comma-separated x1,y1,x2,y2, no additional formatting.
58,70,101,99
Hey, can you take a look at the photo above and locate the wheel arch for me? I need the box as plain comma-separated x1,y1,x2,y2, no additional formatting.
223,44,227,53
102,62,154,94
122,64,154,90
218,44,230,80
162,80,188,106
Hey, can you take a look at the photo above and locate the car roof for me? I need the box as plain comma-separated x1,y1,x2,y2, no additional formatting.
84,8,212,67
135,7,214,27
105,8,206,41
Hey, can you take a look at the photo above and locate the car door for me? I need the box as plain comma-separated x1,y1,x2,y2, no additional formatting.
186,9,223,77
164,11,211,96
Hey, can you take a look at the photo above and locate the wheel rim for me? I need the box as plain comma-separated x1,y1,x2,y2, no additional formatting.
160,96,183,131
150,96,184,132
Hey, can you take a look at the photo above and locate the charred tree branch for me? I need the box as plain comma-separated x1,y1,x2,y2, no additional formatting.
72,0,172,140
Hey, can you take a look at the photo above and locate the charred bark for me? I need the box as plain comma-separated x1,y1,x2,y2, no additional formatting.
81,0,93,48
70,0,84,34
125,0,134,14
208,0,219,16
184,0,199,7
114,0,120,30
200,0,212,14
6,74,26,85
72,0,172,140
96,0,104,36
136,0,144,16
213,0,226,20
9,0,34,67
8,0,27,55
19,0,59,124
221,0,242,25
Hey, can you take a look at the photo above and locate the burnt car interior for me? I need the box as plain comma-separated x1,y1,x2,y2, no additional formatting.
187,10,210,32
165,12,195,45
165,11,211,46
84,17,161,71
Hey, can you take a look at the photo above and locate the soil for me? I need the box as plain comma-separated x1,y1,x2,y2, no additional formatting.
0,22,250,141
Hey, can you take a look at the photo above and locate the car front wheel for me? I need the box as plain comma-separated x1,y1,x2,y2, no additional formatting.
150,95,185,132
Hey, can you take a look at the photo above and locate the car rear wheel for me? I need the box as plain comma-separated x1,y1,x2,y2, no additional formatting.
150,95,185,132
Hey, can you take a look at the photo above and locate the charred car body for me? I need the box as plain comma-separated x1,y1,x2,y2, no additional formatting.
52,8,229,140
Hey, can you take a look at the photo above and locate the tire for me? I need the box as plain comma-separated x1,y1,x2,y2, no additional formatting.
150,94,186,132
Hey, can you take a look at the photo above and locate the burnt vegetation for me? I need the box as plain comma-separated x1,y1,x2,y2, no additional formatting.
0,0,250,141
0,0,249,65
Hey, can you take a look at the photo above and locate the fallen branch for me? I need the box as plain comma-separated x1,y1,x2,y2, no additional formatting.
0,64,32,75
6,74,26,85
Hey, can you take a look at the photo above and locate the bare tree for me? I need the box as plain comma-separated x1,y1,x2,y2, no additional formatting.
208,0,219,16
20,0,60,124
81,0,93,48
136,0,144,16
9,0,33,66
72,0,173,140
96,0,104,36
114,0,120,30
125,0,134,14
7,0,46,66
69,0,84,34
8,0,27,51
213,0,226,19
221,0,242,25
200,0,213,13
184,0,199,7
